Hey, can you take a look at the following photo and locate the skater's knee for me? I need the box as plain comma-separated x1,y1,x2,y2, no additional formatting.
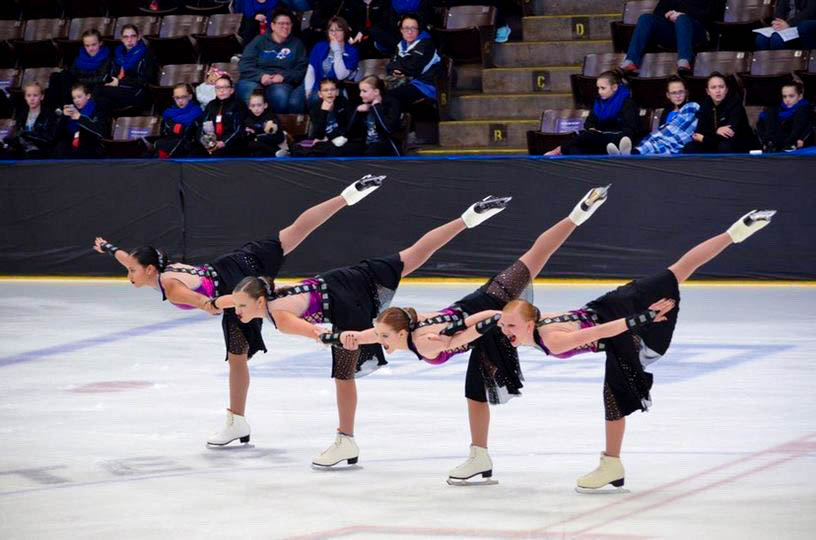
227,352,249,366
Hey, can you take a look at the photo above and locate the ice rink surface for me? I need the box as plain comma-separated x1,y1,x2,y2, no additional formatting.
1,280,815,539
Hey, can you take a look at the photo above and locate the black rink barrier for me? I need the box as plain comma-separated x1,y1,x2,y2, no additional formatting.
1,155,814,280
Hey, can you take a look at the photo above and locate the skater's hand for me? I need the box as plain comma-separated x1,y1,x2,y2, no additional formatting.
340,331,360,350
202,298,222,316
93,237,109,254
648,298,676,322
716,125,734,138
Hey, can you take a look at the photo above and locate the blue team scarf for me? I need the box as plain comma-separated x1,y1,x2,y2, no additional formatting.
764,98,810,122
114,41,147,71
163,100,203,127
393,0,421,14
74,46,109,71
66,99,96,135
242,0,278,18
593,84,631,122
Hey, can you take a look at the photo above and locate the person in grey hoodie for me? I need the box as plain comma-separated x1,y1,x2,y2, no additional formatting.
237,8,308,113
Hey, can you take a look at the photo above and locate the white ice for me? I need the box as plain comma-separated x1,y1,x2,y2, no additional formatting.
1,281,815,539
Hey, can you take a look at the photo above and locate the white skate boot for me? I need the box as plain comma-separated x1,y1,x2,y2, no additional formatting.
206,410,250,447
447,445,498,486
727,209,776,243
312,433,359,467
461,196,512,229
576,452,628,494
569,185,610,226
341,174,387,206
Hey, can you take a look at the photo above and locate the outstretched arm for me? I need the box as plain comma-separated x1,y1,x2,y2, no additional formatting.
542,299,675,355
162,278,220,315
418,310,502,355
269,309,324,341
336,328,379,350
93,237,133,269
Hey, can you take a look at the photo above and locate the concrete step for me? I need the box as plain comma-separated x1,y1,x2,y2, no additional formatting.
416,146,528,156
453,63,482,92
523,14,619,42
449,93,574,120
530,0,624,16
439,119,539,148
494,39,613,67
482,66,579,94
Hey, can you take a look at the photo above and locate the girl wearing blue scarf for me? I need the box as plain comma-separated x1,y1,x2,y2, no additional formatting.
55,82,109,158
46,29,111,108
757,81,815,152
155,83,204,158
94,24,155,113
547,71,641,156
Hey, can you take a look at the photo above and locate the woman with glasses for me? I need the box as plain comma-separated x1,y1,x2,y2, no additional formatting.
94,24,155,114
304,16,359,108
384,13,441,111
237,8,308,114
607,75,700,155
155,83,203,159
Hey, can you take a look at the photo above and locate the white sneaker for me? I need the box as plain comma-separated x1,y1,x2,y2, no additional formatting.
568,185,610,226
727,209,777,243
341,174,386,205
606,142,620,155
461,195,512,228
206,410,250,446
447,445,496,485
619,136,632,155
576,452,625,492
312,433,359,467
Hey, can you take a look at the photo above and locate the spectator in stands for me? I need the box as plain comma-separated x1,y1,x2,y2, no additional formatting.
154,83,203,159
756,81,814,152
608,75,700,155
244,89,288,157
1,82,59,159
754,0,816,50
292,77,352,156
343,0,389,59
46,29,111,109
384,13,441,111
546,71,640,156
237,0,279,46
94,24,156,114
195,75,247,157
338,75,402,156
237,8,308,113
683,72,753,154
620,0,722,74
304,17,359,108
370,0,432,55
197,66,227,109
54,82,109,158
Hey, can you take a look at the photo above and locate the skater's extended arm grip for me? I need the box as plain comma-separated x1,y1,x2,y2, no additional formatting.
543,311,660,355
268,309,323,341
162,277,213,312
421,311,502,353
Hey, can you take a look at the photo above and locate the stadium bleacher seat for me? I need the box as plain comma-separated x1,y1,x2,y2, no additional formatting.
686,50,752,103
278,113,310,145
0,118,16,139
102,115,161,158
627,52,677,108
526,108,590,155
796,52,816,102
195,13,243,65
714,0,776,51
209,62,240,83
14,18,68,69
20,0,63,20
57,17,116,66
65,0,109,18
742,49,809,106
570,52,626,108
0,20,24,68
433,6,497,68
146,15,208,65
105,16,161,49
150,63,206,113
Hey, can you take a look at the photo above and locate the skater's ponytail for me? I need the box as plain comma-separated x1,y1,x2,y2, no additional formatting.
377,306,418,332
234,276,276,300
131,246,169,273
503,299,540,324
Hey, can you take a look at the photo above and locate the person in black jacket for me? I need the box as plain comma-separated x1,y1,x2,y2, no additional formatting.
154,83,203,159
291,77,352,157
620,0,724,74
53,82,110,158
384,13,441,110
369,0,431,55
194,75,247,157
755,0,816,50
341,0,390,59
683,72,754,154
93,24,156,113
547,71,641,156
46,28,112,109
340,75,402,156
1,82,59,159
244,89,287,157
756,81,815,152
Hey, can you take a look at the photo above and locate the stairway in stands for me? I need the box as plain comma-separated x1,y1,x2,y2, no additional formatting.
423,0,622,155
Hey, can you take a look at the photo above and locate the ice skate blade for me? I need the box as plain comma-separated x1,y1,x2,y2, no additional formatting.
206,443,256,451
575,485,629,495
206,435,251,448
311,462,362,471
447,478,499,486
